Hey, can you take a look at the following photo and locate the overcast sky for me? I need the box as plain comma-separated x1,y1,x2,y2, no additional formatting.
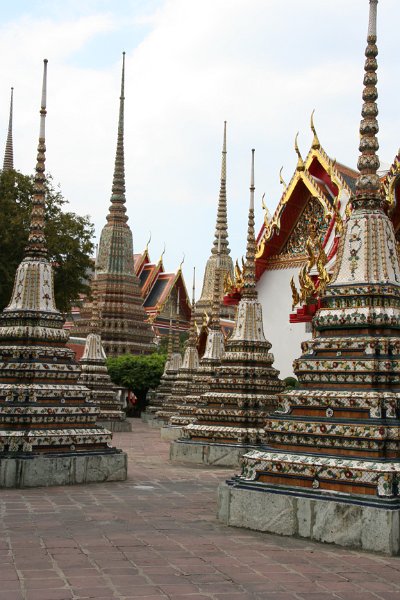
1,0,399,296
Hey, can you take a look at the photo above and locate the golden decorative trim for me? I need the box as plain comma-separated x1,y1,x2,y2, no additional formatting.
264,253,307,271
256,143,352,260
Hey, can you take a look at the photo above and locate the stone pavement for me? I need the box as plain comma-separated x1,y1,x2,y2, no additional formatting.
0,420,399,600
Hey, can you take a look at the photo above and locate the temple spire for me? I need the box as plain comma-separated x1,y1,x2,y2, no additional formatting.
210,233,222,330
174,287,180,353
242,149,257,299
3,87,14,171
212,121,230,255
167,303,174,360
187,267,197,347
107,52,128,225
25,60,48,259
355,0,380,206
89,275,101,334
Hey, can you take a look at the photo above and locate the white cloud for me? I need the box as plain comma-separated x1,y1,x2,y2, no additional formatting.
0,0,399,295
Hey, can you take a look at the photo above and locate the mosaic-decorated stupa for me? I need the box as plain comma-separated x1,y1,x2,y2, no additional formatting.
0,60,127,487
221,0,400,555
172,151,283,465
143,313,182,424
78,277,131,431
157,269,200,432
73,53,154,356
169,240,226,430
195,121,235,324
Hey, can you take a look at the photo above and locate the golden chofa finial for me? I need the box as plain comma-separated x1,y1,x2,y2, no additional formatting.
159,243,166,264
145,232,151,252
279,166,287,189
294,132,305,171
178,253,185,272
310,109,320,150
261,193,272,225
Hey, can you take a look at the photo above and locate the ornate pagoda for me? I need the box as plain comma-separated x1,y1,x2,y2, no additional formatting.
172,151,283,466
142,312,182,425
3,87,14,171
72,53,155,356
169,238,226,433
157,269,200,438
195,121,235,325
223,117,358,380
78,277,131,432
0,60,127,488
219,0,400,555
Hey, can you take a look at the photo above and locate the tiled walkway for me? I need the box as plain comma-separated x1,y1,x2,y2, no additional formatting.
0,420,399,600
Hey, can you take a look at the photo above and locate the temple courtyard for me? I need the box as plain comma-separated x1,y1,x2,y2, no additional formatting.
0,420,398,600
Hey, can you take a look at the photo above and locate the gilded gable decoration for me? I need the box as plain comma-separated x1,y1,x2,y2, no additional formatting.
282,197,329,256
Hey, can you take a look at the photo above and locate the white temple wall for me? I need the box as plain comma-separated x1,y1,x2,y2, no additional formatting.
256,267,312,379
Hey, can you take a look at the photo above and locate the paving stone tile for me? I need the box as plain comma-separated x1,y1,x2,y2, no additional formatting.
1,422,399,600
66,575,108,587
25,590,73,600
0,580,22,591
0,593,24,600
0,568,19,580
23,579,67,589
116,586,166,597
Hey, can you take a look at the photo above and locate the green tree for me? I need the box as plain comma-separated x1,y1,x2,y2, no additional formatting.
107,353,166,414
283,376,299,390
0,169,94,312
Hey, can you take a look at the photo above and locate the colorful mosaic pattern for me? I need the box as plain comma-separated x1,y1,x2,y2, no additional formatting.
79,333,127,423
235,3,400,500
73,54,154,357
183,151,284,445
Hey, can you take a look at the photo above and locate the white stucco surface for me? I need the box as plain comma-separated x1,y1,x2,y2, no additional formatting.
256,266,311,379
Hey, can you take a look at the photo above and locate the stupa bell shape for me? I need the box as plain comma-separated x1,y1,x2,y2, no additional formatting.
0,60,126,487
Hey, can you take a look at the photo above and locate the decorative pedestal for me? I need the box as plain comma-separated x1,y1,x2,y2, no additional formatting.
218,480,400,555
0,450,127,488
160,425,183,441
141,413,164,428
99,419,132,433
170,439,257,468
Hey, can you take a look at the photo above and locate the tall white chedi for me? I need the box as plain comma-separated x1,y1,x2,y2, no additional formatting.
0,60,127,487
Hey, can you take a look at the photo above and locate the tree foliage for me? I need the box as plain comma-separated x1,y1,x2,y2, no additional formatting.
283,376,299,390
107,353,166,407
0,169,94,313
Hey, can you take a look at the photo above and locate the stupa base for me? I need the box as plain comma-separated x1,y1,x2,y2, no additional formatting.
170,439,256,468
141,412,164,428
217,480,400,556
98,419,132,432
160,425,183,441
0,450,128,489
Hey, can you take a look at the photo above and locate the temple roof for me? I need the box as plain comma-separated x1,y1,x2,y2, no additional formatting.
254,133,358,279
133,250,191,325
383,150,400,235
